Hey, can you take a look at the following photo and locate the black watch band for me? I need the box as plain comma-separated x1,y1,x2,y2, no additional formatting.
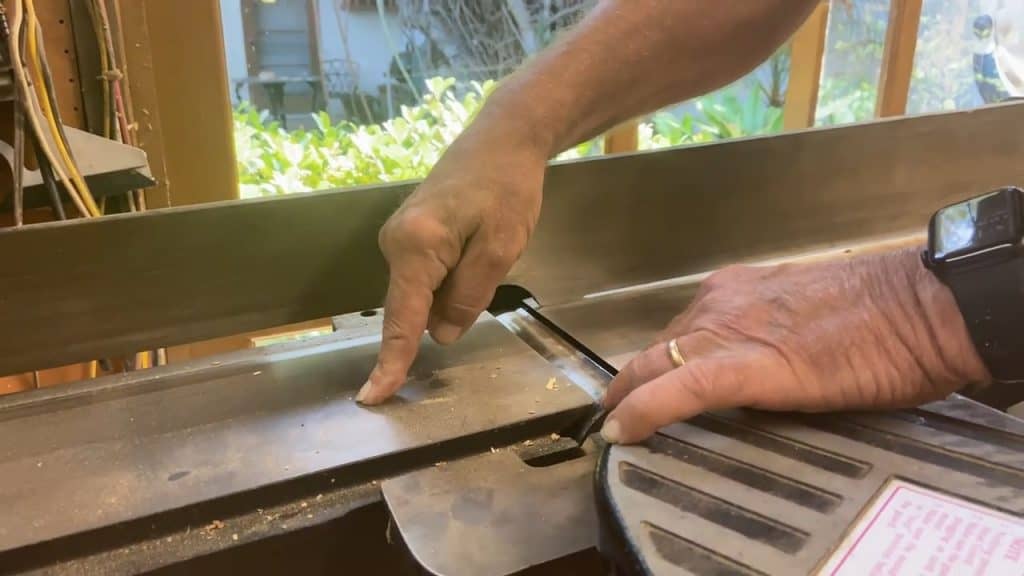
939,260,1024,383
924,186,1024,384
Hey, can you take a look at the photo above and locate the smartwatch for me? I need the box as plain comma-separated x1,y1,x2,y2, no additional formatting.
922,186,1024,383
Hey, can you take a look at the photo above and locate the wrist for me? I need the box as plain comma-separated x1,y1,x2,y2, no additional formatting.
900,247,991,384
466,72,575,160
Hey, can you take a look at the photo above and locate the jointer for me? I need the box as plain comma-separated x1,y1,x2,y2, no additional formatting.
1,103,1023,575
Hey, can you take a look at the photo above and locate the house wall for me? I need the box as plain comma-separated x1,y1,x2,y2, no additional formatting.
220,0,400,104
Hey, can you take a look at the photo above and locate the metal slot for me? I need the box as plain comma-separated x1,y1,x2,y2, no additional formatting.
901,409,1024,453
644,522,768,576
690,414,871,479
619,462,809,554
802,418,1024,489
647,434,842,513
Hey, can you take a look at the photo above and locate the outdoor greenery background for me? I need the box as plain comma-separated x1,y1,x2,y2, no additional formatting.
235,0,992,197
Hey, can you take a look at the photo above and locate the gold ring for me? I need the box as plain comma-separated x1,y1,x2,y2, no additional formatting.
667,338,686,368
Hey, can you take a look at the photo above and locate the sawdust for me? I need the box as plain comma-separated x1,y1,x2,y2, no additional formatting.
204,520,225,533
418,397,453,405
523,440,534,447
550,433,561,441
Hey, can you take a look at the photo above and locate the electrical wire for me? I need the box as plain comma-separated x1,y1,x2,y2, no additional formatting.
36,142,65,220
8,0,91,218
84,0,111,139
135,351,151,370
24,0,101,217
93,0,144,212
94,0,129,143
3,3,25,227
32,16,92,217
12,66,24,227
107,0,144,211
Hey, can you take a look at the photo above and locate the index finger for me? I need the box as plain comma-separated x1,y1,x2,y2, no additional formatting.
357,270,439,405
602,352,765,444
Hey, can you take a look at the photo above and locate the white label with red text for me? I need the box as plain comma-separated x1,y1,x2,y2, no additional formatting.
818,479,1024,576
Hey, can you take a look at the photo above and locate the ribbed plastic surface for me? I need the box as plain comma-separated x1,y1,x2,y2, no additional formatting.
596,405,1024,576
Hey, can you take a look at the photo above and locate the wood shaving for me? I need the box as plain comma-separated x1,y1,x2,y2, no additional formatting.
231,534,238,541
550,433,561,441
205,520,225,532
523,440,534,446
545,378,559,391
528,410,536,415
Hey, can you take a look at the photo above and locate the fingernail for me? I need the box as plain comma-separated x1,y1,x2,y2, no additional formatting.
432,322,462,345
601,418,623,444
355,380,374,404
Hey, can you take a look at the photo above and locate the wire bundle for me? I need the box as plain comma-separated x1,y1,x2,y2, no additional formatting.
7,0,100,219
87,0,145,211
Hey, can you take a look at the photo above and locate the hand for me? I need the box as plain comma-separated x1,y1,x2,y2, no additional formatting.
600,248,990,444
357,124,548,404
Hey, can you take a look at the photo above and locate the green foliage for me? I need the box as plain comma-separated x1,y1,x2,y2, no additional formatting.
235,77,788,195
694,90,783,140
815,79,878,126
234,77,495,197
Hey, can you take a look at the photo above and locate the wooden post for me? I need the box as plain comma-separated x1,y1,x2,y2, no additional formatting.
115,0,171,209
783,1,830,130
876,0,923,117
605,120,639,154
140,0,239,205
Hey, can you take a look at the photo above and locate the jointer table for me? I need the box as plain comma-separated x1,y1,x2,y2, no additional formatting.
1,103,1023,575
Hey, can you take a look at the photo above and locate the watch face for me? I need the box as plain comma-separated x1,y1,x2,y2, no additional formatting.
932,188,1022,262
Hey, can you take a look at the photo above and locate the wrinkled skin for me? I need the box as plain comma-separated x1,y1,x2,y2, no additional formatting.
600,248,990,443
357,126,546,404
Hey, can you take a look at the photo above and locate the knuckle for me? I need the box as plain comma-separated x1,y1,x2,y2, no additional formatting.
479,246,516,271
676,363,716,406
381,314,413,341
380,209,457,257
441,297,483,319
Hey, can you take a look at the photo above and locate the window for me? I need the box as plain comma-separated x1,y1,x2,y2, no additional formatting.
908,0,1024,114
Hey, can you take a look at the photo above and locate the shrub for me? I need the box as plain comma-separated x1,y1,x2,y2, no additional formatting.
234,77,785,196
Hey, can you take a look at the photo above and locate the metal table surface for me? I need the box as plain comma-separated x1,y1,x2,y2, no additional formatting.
0,315,593,556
